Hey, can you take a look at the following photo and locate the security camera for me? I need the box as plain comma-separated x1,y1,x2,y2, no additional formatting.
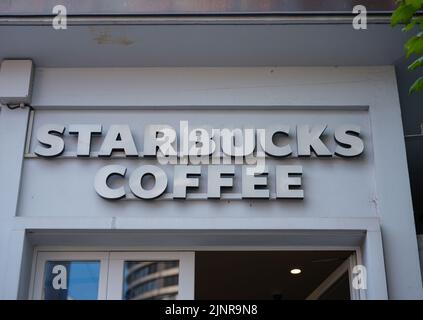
0,60,34,105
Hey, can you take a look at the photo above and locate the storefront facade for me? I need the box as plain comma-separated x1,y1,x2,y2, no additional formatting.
0,2,423,300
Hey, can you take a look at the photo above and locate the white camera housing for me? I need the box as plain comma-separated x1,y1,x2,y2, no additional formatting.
0,59,34,105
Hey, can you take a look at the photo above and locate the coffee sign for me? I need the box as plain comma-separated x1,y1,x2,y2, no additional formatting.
33,122,364,200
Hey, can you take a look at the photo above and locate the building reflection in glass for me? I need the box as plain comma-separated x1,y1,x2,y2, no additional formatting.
123,260,179,300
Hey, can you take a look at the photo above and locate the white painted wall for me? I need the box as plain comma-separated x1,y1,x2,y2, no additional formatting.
0,107,29,300
0,66,422,299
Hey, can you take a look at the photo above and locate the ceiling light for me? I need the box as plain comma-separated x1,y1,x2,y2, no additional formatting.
290,268,301,275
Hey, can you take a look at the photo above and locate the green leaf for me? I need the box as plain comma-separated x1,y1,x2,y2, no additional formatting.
409,56,423,70
391,4,418,26
403,20,416,31
405,34,423,57
405,0,423,9
409,76,423,93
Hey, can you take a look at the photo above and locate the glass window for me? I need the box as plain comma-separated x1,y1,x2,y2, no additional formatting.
43,261,100,300
122,261,179,300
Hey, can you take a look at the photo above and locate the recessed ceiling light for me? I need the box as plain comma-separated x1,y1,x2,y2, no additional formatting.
290,268,301,275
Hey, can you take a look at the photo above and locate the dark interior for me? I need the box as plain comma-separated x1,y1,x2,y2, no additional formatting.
195,251,352,300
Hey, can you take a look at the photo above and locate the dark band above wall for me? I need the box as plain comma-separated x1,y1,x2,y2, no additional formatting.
0,0,397,16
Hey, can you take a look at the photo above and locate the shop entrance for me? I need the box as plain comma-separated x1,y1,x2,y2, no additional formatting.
195,251,353,300
30,250,357,300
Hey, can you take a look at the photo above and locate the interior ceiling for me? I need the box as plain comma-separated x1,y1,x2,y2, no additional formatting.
0,23,407,67
195,251,352,300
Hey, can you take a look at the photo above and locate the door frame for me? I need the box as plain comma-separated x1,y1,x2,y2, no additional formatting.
306,254,362,300
29,246,362,300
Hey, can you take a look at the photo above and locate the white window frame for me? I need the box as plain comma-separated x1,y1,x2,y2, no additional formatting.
31,251,109,300
107,251,195,300
30,250,195,300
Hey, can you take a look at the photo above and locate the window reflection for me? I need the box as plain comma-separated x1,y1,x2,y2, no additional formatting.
43,261,100,300
123,261,179,300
